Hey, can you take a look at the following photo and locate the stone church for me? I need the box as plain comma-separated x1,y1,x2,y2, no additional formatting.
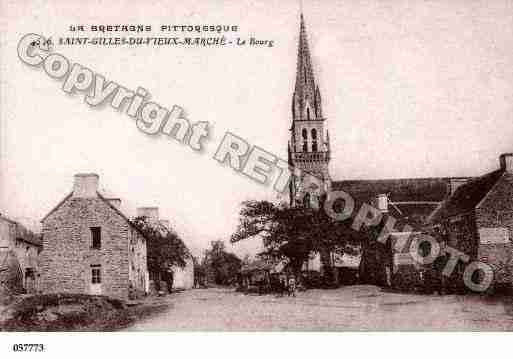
288,14,468,285
288,14,331,209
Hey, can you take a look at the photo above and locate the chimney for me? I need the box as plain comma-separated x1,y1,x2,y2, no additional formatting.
500,153,513,173
72,173,99,198
449,178,469,195
106,198,121,209
136,207,159,223
375,194,388,213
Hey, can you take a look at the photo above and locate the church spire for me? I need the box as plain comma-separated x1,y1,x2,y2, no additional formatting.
293,14,321,122
288,12,331,208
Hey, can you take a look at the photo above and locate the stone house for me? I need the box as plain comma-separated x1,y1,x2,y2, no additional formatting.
318,178,468,288
286,13,475,289
40,173,149,299
0,214,41,295
429,154,513,292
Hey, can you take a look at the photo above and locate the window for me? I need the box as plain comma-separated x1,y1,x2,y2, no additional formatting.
90,227,101,249
307,108,311,121
311,129,318,152
303,193,311,208
91,265,101,284
25,268,35,279
302,128,308,152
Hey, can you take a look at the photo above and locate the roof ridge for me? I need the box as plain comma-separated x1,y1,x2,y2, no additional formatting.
96,192,150,241
333,176,472,183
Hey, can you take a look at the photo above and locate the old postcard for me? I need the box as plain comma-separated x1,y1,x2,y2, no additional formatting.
1,0,513,354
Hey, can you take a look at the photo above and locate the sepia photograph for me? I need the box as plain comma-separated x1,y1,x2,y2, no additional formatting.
1,0,513,356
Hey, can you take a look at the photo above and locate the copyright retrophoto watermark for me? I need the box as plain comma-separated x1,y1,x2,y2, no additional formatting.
2,2,513,358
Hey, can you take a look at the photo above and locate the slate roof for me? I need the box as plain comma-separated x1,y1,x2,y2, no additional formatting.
331,177,457,227
332,177,452,203
41,191,149,241
0,215,42,247
241,259,285,274
333,253,361,269
429,169,505,223
15,231,42,247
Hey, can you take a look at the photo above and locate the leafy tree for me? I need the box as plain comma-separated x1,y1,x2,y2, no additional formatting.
230,200,366,281
131,216,190,292
202,240,242,286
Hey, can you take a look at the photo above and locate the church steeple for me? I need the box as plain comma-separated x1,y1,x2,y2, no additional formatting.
292,14,322,122
288,13,331,208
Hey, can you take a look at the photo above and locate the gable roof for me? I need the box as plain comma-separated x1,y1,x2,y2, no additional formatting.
429,169,505,222
41,192,73,222
332,177,452,203
241,258,285,274
331,177,464,228
15,230,42,247
41,191,149,241
0,214,17,225
0,215,42,247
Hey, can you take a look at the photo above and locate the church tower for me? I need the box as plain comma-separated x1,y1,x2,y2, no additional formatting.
288,14,331,208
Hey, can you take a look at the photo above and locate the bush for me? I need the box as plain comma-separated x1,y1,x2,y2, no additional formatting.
0,293,130,331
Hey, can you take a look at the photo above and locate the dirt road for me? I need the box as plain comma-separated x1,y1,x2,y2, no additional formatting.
126,285,513,331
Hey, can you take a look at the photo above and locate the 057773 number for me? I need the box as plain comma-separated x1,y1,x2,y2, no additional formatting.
12,344,45,352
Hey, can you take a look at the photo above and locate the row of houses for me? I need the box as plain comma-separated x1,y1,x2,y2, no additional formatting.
1,173,194,300
325,153,513,293
285,13,513,293
275,152,513,294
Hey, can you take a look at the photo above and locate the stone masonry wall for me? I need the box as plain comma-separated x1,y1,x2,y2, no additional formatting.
40,197,130,299
442,213,480,291
128,227,148,298
475,173,513,288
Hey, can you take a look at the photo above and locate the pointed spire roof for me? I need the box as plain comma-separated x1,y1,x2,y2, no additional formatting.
293,13,322,122
294,14,316,103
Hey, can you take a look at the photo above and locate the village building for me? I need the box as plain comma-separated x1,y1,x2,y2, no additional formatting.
287,14,473,288
429,154,513,292
239,258,286,293
39,173,149,299
0,214,41,295
137,207,194,292
336,180,469,288
171,257,194,290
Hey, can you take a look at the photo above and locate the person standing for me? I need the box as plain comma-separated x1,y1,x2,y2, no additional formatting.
288,276,296,297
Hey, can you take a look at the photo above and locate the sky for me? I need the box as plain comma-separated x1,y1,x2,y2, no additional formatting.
1,0,513,257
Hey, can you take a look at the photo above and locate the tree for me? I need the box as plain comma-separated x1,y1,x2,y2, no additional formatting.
202,240,242,286
230,200,366,282
192,256,207,287
131,216,190,292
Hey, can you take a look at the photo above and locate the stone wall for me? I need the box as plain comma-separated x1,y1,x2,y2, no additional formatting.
12,239,40,293
40,197,131,299
172,257,194,290
128,227,148,298
475,173,513,288
0,217,41,293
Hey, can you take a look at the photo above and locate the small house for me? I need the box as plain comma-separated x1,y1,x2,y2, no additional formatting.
429,154,513,292
40,173,149,299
